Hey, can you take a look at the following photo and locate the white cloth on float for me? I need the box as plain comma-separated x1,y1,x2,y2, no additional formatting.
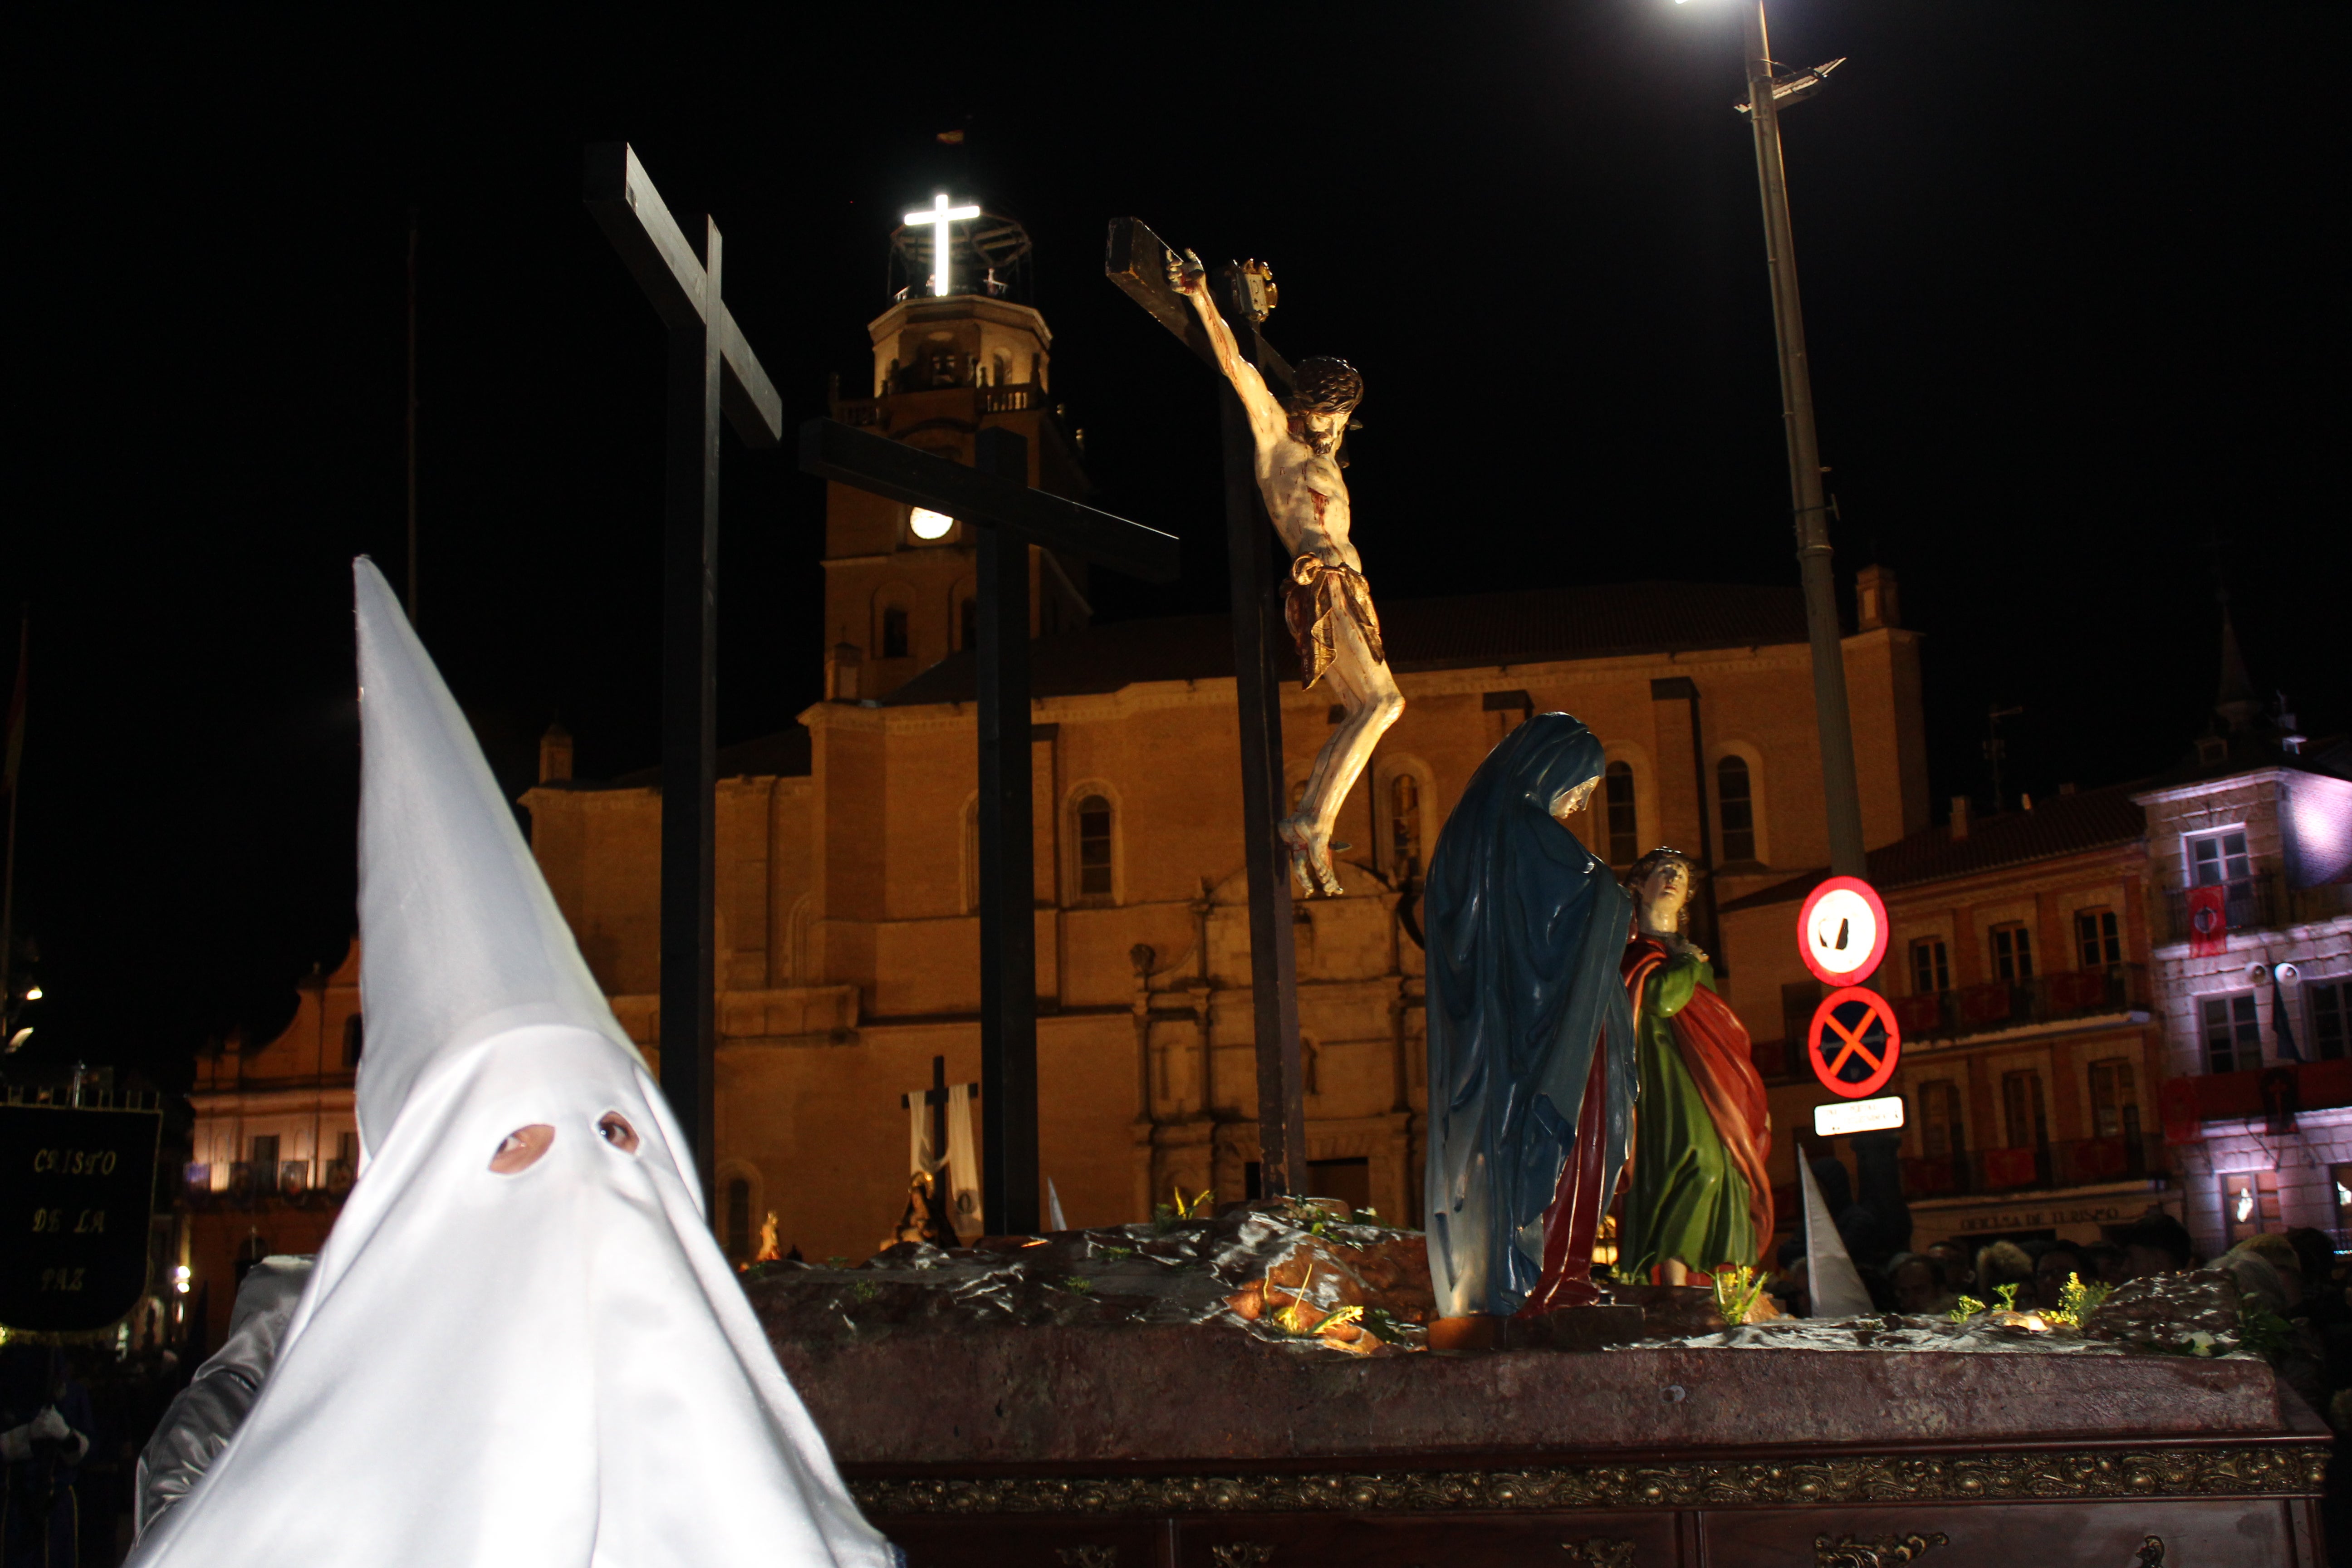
127,559,893,1568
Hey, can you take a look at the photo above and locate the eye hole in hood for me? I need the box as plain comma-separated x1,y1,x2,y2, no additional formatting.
490,1124,554,1174
597,1112,641,1155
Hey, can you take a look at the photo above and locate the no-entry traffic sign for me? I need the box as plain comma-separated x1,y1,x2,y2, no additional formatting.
1798,875,1889,986
1808,986,1902,1100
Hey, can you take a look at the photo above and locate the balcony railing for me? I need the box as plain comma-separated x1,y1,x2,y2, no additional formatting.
828,381,1052,436
1900,963,2149,1043
1900,1133,2166,1198
1780,964,2148,1054
2162,872,2278,943
179,1159,357,1210
2161,1057,2352,1136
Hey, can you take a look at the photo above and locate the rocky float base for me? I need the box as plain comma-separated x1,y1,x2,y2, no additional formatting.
749,1207,2329,1564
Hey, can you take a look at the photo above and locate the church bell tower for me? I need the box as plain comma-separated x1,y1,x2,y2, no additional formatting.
820,206,1092,702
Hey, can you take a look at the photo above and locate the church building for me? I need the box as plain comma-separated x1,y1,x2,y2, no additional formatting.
519,226,1931,1263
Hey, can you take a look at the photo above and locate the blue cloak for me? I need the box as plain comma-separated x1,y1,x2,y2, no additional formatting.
1422,713,1637,1318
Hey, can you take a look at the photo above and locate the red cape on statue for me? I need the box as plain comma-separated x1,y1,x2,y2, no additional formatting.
1623,936,1775,1265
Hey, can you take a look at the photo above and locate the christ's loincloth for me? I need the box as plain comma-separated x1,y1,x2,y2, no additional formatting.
1285,555,1388,689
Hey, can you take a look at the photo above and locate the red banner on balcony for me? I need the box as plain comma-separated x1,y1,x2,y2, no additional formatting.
2073,1136,2131,1181
1901,1156,1960,1195
2159,1077,2204,1143
1957,982,2013,1029
1983,1146,2041,1188
1891,992,1942,1038
2187,884,2229,957
2047,969,2112,1014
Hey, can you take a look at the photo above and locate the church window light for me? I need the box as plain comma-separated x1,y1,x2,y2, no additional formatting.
1604,762,1637,866
2075,907,2122,968
2309,980,2347,1062
880,604,910,660
1716,755,1755,862
1390,774,1423,877
2089,1057,2140,1140
725,1178,752,1261
1076,795,1113,898
1990,922,2034,981
1910,938,1949,996
2201,993,2259,1074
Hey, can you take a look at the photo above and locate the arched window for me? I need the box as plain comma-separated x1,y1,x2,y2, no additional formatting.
725,1177,752,1261
342,1014,363,1069
1389,774,1423,877
1076,795,1114,898
1717,755,1756,862
1604,761,1638,865
880,604,910,659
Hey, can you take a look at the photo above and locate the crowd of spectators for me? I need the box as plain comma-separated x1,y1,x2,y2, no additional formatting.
0,1340,185,1566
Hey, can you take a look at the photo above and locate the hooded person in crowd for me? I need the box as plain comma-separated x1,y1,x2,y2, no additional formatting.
126,560,893,1567
1,1344,95,1568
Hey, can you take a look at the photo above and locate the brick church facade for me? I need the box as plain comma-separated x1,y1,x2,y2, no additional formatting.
518,281,1931,1264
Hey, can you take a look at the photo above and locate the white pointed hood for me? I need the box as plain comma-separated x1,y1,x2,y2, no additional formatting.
1800,1154,1874,1318
348,556,625,1157
127,560,892,1568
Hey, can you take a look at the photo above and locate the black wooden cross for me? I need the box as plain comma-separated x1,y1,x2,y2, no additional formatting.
899,1053,979,1184
1104,217,1308,1199
582,143,785,1211
800,417,1178,1235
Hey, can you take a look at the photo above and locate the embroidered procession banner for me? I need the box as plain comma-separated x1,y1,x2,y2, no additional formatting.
0,1101,162,1332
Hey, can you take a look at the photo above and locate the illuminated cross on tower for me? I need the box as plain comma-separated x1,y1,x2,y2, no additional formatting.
905,193,980,296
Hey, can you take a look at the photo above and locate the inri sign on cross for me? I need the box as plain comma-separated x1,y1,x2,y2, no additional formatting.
906,194,981,296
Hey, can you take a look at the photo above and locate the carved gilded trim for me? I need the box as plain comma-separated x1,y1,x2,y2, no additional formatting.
851,1445,2323,1516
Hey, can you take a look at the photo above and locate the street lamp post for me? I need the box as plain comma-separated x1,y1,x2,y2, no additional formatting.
1735,1,1867,878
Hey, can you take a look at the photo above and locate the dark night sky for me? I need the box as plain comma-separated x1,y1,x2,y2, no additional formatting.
5,4,2343,1090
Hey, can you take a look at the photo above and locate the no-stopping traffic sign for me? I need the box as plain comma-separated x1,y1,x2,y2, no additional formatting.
1808,986,1902,1100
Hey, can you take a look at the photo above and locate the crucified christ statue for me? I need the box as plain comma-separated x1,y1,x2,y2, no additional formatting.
1170,248,1403,897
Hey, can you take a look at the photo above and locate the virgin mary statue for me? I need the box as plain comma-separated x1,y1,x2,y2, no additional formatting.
1423,714,1637,1323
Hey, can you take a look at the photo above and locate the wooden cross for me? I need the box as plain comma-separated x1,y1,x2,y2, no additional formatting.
580,143,786,1211
800,417,1177,1235
899,1054,979,1177
1104,217,1308,1198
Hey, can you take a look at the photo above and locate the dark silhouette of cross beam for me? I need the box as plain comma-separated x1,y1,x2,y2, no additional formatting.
800,417,1176,1236
581,143,785,1214
1104,216,1308,1200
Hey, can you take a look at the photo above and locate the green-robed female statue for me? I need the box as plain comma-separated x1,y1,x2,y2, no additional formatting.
1619,848,1774,1286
